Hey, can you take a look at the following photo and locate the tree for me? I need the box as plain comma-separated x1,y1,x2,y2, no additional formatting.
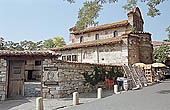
42,39,55,49
41,37,66,49
20,40,43,51
0,37,5,50
76,1,102,30
4,41,23,51
65,0,168,30
54,37,66,47
153,44,170,63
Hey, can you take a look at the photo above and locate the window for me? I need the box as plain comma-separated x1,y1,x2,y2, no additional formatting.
25,61,27,65
72,55,77,61
83,51,87,59
113,31,118,37
62,56,66,61
35,60,41,66
95,34,99,40
80,36,83,43
67,55,71,61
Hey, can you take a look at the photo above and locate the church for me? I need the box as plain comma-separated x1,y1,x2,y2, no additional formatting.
51,7,153,65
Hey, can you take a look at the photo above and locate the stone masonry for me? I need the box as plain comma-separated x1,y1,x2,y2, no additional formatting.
0,59,7,101
42,59,121,99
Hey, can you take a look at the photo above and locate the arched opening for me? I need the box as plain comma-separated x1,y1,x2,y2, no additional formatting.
80,36,83,43
113,31,118,37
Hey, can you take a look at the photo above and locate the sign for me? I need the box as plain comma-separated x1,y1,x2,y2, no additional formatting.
44,81,59,86
44,67,58,71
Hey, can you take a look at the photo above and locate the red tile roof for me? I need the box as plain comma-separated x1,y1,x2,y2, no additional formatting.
152,41,170,46
51,36,124,51
71,20,129,35
0,50,60,58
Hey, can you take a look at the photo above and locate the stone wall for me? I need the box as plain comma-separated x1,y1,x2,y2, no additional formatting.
0,59,7,101
42,59,120,98
58,33,153,65
69,26,128,44
138,33,153,64
57,40,125,65
128,35,140,64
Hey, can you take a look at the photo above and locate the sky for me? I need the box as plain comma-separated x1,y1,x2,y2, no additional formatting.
0,0,170,44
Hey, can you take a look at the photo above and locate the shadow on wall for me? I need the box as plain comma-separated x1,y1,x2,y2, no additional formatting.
0,98,31,110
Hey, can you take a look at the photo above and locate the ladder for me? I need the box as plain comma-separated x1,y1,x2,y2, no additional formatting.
122,65,147,89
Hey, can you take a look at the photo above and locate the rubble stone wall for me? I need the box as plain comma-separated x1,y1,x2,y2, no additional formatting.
0,59,7,101
42,59,119,98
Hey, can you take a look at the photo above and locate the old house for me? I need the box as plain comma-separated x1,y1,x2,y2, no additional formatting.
0,50,60,100
51,7,153,65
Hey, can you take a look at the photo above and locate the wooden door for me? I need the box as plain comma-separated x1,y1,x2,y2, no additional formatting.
8,60,25,98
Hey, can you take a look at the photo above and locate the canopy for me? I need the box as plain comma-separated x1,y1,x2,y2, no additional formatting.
152,63,166,68
133,63,145,67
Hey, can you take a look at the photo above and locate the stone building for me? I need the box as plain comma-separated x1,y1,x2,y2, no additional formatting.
0,50,120,100
0,50,60,100
51,7,153,65
25,60,42,81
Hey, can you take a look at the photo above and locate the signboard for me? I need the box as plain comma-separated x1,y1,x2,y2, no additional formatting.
44,67,58,71
44,81,59,86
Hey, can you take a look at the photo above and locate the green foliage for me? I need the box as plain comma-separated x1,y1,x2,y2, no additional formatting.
153,44,170,63
4,41,24,51
54,37,66,47
122,0,138,11
20,40,43,50
65,0,167,30
42,39,55,49
82,66,106,86
122,0,166,17
82,66,123,86
130,27,137,33
0,36,66,51
42,37,66,49
76,1,103,30
65,0,75,3
0,37,5,50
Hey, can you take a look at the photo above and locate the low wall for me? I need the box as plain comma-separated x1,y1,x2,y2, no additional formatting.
42,59,122,98
0,59,7,101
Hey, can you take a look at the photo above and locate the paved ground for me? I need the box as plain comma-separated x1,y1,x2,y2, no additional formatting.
65,79,170,110
0,79,170,110
0,89,113,110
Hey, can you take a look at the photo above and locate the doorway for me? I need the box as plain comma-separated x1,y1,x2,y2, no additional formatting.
7,60,25,99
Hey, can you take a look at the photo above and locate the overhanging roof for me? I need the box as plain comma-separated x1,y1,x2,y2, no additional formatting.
0,50,60,59
50,36,123,51
70,20,129,35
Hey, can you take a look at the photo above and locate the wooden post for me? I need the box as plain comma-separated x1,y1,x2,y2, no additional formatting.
73,92,79,105
36,97,43,110
97,88,102,99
